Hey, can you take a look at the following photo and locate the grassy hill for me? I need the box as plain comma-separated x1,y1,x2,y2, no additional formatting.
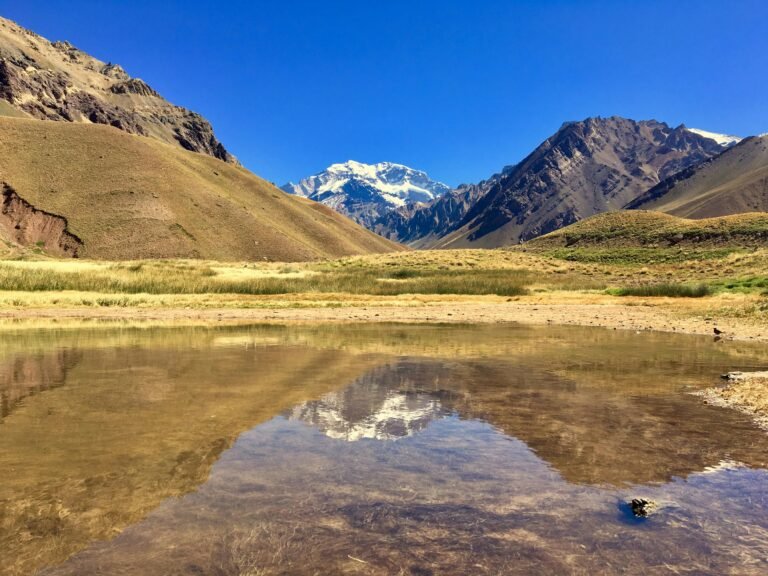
528,210,768,249
627,136,768,217
0,117,401,261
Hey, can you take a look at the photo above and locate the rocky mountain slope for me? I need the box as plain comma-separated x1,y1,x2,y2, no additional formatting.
626,135,768,217
374,119,735,247
427,117,733,248
281,160,450,229
0,16,234,162
0,117,401,260
373,165,516,247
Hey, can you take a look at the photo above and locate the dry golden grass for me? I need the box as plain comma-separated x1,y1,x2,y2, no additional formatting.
0,245,766,302
0,246,765,341
0,117,401,261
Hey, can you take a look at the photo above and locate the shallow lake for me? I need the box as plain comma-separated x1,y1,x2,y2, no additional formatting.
2,323,768,575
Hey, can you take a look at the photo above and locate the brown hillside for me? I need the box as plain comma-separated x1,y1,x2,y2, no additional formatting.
627,135,768,217
0,117,402,260
528,210,768,248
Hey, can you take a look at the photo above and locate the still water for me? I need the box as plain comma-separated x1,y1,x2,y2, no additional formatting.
2,323,768,575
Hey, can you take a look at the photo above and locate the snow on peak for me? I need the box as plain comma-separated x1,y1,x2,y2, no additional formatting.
686,128,742,147
281,160,451,207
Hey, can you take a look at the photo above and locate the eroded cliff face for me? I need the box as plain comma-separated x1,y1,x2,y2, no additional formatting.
0,17,235,163
0,183,83,257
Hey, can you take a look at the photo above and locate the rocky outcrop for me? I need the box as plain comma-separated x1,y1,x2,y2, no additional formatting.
0,183,83,257
174,112,232,161
0,16,235,163
109,78,160,98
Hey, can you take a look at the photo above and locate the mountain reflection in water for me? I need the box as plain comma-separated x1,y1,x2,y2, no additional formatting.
2,323,768,576
286,362,457,441
287,358,768,488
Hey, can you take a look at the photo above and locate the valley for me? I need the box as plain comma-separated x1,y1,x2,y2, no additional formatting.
1,7,767,576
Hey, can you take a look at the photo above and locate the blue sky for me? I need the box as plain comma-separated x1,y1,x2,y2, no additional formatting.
3,0,767,186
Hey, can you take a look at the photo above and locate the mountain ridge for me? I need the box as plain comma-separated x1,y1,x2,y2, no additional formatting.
427,117,732,248
0,16,234,162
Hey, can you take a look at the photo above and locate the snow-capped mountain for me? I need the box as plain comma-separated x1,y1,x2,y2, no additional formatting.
685,128,742,147
281,161,451,229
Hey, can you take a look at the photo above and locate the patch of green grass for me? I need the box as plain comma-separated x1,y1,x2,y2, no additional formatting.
710,276,768,294
611,283,712,298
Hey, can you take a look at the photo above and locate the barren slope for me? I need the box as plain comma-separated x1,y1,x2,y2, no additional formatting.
0,117,402,260
627,136,768,217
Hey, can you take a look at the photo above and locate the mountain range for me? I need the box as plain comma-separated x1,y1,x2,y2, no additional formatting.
1,14,765,259
627,134,768,217
281,161,451,229
432,118,737,247
0,17,234,163
287,118,757,249
371,118,740,247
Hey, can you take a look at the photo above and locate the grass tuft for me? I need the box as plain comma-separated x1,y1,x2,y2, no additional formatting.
613,283,711,298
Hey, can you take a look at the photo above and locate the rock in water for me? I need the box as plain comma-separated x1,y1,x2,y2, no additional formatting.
630,498,657,518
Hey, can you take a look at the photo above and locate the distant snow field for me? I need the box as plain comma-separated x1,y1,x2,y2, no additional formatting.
686,128,742,147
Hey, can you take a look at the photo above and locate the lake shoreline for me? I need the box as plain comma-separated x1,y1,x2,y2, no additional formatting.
0,295,764,342
697,372,768,430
